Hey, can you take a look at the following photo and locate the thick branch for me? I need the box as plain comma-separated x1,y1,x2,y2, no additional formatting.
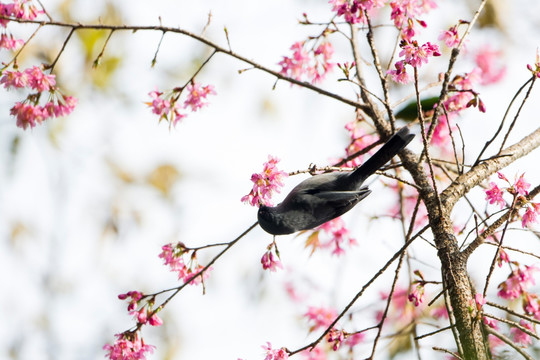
442,127,540,210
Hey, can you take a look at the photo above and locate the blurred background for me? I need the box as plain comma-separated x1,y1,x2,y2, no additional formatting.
2,0,540,359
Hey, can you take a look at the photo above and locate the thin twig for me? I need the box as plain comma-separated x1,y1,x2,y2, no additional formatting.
473,77,534,166
485,327,535,360
498,77,537,153
288,226,428,356
415,325,453,340
369,252,406,358
0,16,371,112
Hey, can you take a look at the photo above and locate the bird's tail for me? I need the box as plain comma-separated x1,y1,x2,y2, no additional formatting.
349,127,415,186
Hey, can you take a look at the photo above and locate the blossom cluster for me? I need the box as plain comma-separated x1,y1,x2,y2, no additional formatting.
262,342,289,360
103,332,155,360
117,290,164,327
241,155,288,207
146,82,216,127
387,40,440,83
278,41,334,84
0,0,42,29
261,246,283,272
158,243,211,285
485,172,539,228
329,0,386,24
303,306,365,354
1,66,78,129
389,0,436,40
498,265,538,300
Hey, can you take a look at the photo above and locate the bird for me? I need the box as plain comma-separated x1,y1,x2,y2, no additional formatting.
257,127,415,235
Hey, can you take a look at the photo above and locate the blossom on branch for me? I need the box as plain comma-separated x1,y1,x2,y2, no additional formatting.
485,182,505,209
388,40,440,83
0,0,43,27
262,342,289,360
278,41,335,84
158,243,212,285
2,66,77,129
497,265,538,300
475,46,506,85
510,320,534,347
261,249,283,272
146,81,215,127
439,25,459,48
241,155,288,207
329,0,385,24
103,332,155,360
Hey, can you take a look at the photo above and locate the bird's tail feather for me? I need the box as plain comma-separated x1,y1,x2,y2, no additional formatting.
349,127,415,185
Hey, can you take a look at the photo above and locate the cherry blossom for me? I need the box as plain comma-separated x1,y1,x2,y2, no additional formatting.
439,25,459,48
278,41,334,84
485,182,505,208
261,250,283,272
241,155,288,207
103,332,155,360
262,342,289,360
510,320,534,347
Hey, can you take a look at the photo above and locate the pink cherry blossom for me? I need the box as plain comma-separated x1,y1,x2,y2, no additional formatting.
483,317,498,329
326,328,344,351
158,243,212,285
522,203,540,228
279,41,334,84
408,284,424,306
1,70,29,89
514,173,530,196
510,320,534,347
474,293,486,311
485,182,505,208
431,304,449,319
183,83,216,111
524,293,540,317
439,25,459,48
399,40,441,67
342,121,376,167
315,217,357,256
1,0,43,27
0,33,24,50
103,332,155,360
241,155,288,207
305,306,337,331
497,249,510,267
261,250,283,272
497,265,538,299
330,0,385,24
475,47,506,85
148,90,171,117
387,59,411,83
148,313,163,326
25,65,56,92
345,332,365,347
121,291,143,312
262,342,289,360
389,0,436,40
300,346,327,360
443,69,482,113
10,102,47,129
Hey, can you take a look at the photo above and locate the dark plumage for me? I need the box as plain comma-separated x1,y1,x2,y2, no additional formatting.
258,127,415,235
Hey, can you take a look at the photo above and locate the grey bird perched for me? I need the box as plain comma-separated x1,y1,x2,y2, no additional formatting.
257,127,415,235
